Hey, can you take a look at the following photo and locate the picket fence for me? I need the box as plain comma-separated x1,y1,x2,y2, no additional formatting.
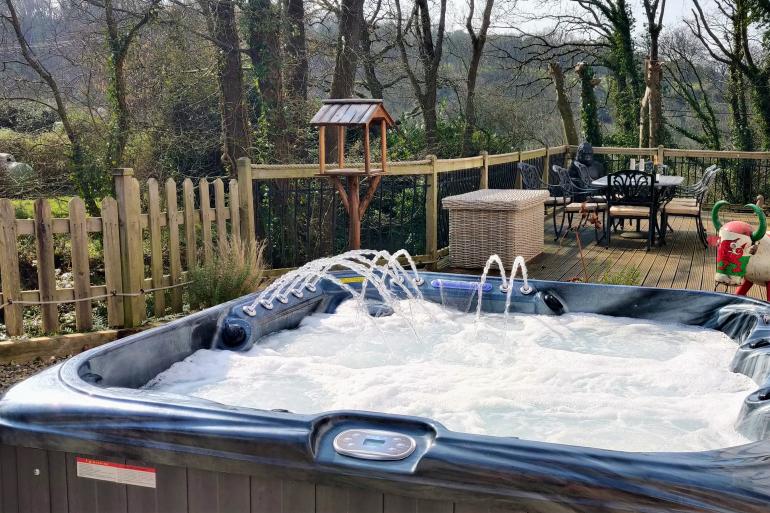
0,159,255,336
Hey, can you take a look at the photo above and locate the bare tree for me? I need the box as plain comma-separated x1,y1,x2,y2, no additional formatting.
198,0,251,172
689,0,770,150
285,0,308,101
639,0,666,147
99,0,162,168
661,30,722,150
359,0,401,99
549,62,578,145
394,0,447,152
506,0,642,143
460,0,494,155
330,0,365,99
1,0,102,211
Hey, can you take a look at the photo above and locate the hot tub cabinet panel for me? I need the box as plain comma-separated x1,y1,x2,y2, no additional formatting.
3,274,770,513
0,445,486,513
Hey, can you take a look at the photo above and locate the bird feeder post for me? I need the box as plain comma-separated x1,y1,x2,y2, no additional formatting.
380,119,387,173
363,124,371,174
349,176,361,249
318,126,326,174
310,99,395,250
337,126,345,169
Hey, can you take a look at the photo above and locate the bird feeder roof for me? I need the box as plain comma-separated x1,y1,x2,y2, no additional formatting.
310,99,395,127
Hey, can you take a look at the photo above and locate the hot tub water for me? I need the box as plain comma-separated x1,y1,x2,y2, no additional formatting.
146,298,755,453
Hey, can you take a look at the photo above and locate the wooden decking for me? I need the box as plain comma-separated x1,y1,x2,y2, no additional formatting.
447,210,768,302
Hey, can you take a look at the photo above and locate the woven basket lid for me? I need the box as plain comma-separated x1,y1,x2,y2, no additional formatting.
442,189,549,211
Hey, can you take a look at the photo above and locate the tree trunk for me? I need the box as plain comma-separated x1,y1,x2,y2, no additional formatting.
728,61,754,202
326,0,365,161
205,0,251,173
638,86,650,148
360,23,384,98
749,71,770,151
642,0,665,147
106,51,130,170
423,87,439,152
461,52,481,155
330,0,365,99
246,0,287,161
549,62,578,146
575,63,602,146
285,0,308,101
461,0,494,156
606,0,643,143
104,0,133,171
647,59,663,147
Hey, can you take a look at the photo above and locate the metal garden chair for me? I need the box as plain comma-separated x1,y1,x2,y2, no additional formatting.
518,162,564,234
661,165,720,248
605,170,658,251
551,165,606,242
572,161,607,202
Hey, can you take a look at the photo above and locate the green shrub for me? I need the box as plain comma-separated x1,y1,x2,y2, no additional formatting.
598,266,641,286
187,237,266,309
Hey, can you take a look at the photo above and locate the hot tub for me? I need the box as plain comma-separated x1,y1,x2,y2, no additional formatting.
2,256,770,513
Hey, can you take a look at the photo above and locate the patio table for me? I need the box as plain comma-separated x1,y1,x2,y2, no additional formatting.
591,174,684,188
591,174,684,243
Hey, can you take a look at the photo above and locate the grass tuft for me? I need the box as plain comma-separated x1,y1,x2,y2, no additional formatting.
187,237,266,309
598,266,641,286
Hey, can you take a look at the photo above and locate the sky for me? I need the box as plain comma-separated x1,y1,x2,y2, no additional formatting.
471,0,715,35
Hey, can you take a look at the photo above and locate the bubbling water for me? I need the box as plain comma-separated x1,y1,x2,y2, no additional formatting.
146,299,757,453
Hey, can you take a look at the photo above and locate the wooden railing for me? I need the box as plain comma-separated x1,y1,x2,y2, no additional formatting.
250,145,770,271
250,146,568,271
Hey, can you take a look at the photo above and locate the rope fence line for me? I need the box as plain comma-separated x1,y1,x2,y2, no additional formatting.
0,281,193,310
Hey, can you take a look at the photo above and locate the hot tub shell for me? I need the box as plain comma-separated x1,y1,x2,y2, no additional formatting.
2,273,770,513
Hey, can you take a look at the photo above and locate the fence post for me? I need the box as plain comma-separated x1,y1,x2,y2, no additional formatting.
34,198,58,333
69,197,92,331
425,155,439,264
543,145,551,185
100,197,124,327
657,145,665,167
514,151,522,189
0,199,22,336
237,157,256,247
480,151,489,189
113,168,145,327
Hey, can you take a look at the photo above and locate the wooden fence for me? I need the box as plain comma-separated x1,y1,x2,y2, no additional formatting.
0,160,255,337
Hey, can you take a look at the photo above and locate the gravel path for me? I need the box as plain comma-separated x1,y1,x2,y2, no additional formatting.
0,356,70,394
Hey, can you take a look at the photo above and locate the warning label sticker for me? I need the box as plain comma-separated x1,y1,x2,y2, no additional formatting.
76,457,157,488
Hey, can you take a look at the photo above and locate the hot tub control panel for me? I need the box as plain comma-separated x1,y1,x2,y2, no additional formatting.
332,429,416,461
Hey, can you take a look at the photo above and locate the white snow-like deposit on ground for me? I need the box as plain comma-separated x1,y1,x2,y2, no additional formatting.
145,299,757,452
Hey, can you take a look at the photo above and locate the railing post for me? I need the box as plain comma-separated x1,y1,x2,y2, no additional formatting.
543,145,551,185
480,151,489,189
237,157,256,247
657,145,665,167
425,155,438,264
113,168,145,327
515,151,522,189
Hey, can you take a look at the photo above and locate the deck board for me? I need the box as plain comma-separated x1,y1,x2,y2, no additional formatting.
446,209,766,300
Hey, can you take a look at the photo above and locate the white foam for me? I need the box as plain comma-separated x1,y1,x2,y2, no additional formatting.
145,300,757,452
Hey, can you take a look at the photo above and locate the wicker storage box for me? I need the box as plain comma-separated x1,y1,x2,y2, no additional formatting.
442,189,549,268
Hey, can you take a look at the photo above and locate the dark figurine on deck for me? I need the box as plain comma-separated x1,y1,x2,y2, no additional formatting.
570,142,605,180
